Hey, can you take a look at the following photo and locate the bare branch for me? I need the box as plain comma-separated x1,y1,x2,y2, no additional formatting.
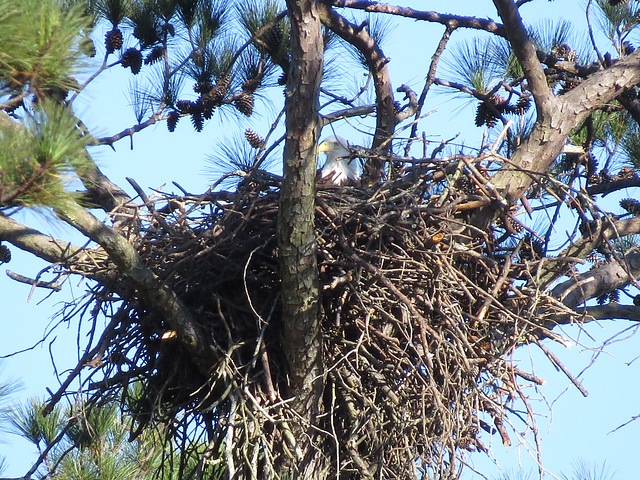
587,177,640,195
333,0,506,36
320,105,375,127
407,25,454,155
54,200,215,372
5,270,64,291
551,250,640,308
94,113,165,147
0,214,110,278
575,304,640,322
319,1,395,182
493,0,552,113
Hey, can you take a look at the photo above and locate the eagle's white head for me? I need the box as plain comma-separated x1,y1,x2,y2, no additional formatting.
318,135,360,186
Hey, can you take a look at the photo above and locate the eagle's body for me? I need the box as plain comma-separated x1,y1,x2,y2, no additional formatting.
317,136,360,186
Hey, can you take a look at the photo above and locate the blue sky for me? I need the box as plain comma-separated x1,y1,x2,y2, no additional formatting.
2,1,640,478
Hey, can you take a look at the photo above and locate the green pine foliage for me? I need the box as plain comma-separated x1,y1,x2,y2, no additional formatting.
7,394,225,480
0,363,20,475
444,37,499,95
0,101,90,209
0,0,93,102
94,0,130,26
596,0,640,51
8,397,66,449
238,0,291,74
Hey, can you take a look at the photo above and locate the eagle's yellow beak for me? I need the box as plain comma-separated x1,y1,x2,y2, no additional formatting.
317,141,329,153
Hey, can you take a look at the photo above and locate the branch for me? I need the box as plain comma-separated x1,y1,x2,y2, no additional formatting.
483,48,640,207
54,200,214,372
550,250,640,308
586,176,640,196
575,304,640,322
395,84,419,122
537,215,640,289
0,214,111,281
603,216,640,240
493,0,552,113
319,0,395,182
537,51,600,78
5,270,64,291
534,338,588,397
74,155,134,226
407,24,454,155
332,1,506,36
94,113,165,147
320,104,376,127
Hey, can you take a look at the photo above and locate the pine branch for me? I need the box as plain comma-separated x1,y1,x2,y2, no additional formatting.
320,104,375,127
551,249,640,308
54,199,215,373
0,215,111,282
493,0,553,112
477,43,640,211
94,112,166,147
333,0,506,36
575,304,640,322
587,176,640,195
319,1,395,183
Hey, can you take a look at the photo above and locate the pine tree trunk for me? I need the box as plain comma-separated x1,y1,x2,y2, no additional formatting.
277,0,327,477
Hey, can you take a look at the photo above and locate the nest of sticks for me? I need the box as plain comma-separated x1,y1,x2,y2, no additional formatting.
60,157,580,479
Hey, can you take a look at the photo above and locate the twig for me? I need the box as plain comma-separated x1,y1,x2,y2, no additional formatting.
534,338,589,397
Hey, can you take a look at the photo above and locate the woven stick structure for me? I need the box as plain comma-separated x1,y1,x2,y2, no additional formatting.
49,154,580,479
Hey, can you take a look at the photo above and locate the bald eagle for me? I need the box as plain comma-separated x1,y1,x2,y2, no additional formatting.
317,135,361,186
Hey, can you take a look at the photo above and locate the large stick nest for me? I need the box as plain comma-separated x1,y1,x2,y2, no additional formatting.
64,160,579,479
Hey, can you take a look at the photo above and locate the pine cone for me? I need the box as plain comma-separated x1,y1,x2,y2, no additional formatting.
552,43,576,62
176,100,196,114
234,92,254,117
208,77,229,104
587,173,602,185
194,81,213,94
105,28,123,54
475,102,490,127
192,49,204,67
121,48,143,74
514,95,531,114
200,98,214,120
0,244,10,264
167,111,180,132
145,46,165,65
618,166,636,179
622,41,635,56
505,217,524,234
245,129,264,149
242,77,261,94
262,23,284,55
191,111,204,132
620,198,640,216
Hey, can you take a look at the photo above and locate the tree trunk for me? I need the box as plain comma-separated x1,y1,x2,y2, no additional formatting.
277,0,326,477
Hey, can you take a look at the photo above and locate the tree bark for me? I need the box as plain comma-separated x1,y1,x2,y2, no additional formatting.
551,250,640,308
278,0,326,476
